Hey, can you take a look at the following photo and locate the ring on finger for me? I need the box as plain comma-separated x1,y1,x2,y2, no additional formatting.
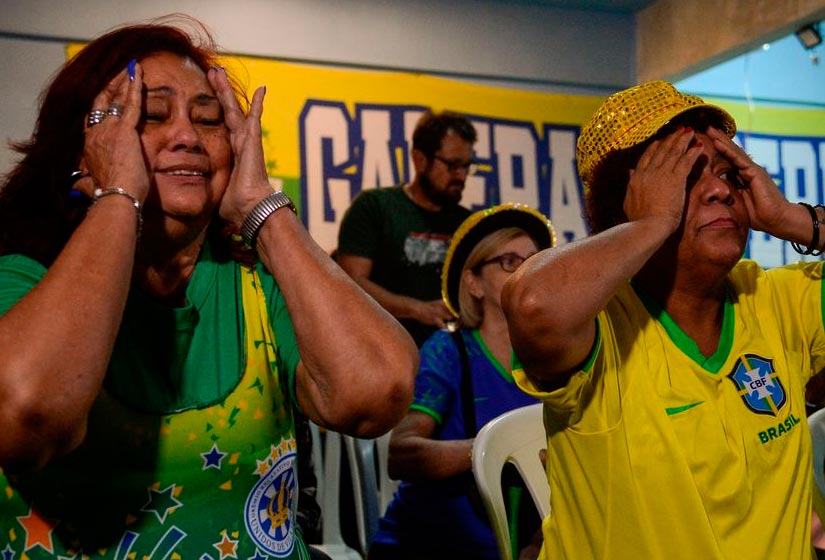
86,109,107,127
107,103,124,117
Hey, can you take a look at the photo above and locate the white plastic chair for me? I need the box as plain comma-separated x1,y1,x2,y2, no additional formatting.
310,421,325,506
308,425,386,559
807,408,825,552
344,436,380,554
310,426,363,560
472,403,550,560
810,407,825,496
374,431,399,515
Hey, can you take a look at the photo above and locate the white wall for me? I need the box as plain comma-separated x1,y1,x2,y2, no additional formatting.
0,0,636,174
0,36,66,173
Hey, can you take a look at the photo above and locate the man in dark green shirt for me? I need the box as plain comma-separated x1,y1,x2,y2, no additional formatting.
337,111,477,346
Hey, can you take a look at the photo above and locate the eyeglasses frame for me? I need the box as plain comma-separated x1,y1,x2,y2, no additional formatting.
432,154,478,175
474,252,533,273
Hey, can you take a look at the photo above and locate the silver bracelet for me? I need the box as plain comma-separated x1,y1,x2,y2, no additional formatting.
240,190,296,247
91,187,143,240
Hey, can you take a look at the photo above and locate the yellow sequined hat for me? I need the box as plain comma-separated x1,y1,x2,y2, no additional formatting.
442,203,556,318
576,80,737,189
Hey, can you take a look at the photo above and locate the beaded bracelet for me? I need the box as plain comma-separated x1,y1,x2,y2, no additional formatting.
91,187,143,241
790,202,823,257
813,204,825,256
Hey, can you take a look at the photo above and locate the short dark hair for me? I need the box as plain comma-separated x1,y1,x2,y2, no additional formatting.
0,16,243,266
584,108,729,234
412,110,477,158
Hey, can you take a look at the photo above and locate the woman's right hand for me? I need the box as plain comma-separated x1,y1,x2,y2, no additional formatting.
414,299,455,330
78,61,149,202
623,126,703,236
0,60,152,472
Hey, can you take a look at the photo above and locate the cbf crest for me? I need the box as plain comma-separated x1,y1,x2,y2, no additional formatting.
244,437,298,557
727,353,786,416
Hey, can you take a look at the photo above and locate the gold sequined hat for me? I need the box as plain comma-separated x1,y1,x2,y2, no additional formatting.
442,203,556,318
576,80,737,190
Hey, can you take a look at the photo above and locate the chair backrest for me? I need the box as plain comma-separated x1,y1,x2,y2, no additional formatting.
809,407,825,496
311,425,364,560
374,430,399,515
310,421,325,506
472,403,550,560
305,426,398,558
343,435,381,553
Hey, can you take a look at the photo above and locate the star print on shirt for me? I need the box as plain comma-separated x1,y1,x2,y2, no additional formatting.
2,543,15,560
267,444,280,464
213,531,239,560
247,549,268,560
141,484,183,523
255,458,270,477
201,443,227,470
16,506,57,554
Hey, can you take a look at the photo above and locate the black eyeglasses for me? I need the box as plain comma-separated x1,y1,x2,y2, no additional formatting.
476,252,533,273
433,155,477,175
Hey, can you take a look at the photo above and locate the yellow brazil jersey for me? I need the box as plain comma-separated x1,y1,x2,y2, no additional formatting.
515,259,825,560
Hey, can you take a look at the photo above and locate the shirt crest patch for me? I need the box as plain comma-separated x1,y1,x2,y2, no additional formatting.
244,438,298,558
727,353,786,416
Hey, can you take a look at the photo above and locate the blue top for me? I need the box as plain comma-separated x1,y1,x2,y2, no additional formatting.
372,328,538,558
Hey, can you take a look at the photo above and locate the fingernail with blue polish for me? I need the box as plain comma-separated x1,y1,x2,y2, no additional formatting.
127,59,137,81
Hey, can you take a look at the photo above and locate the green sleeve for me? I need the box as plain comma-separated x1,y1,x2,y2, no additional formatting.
336,189,383,258
0,255,46,316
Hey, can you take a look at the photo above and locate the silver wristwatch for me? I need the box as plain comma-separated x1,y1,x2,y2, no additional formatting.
240,190,296,247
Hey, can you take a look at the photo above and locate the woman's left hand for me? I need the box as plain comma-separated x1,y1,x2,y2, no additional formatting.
207,70,417,439
208,67,272,228
707,127,791,234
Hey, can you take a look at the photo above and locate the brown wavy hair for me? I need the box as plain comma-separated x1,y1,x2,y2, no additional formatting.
0,16,245,266
412,110,477,158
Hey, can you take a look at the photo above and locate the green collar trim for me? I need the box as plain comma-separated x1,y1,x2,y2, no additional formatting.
632,283,734,374
472,329,515,383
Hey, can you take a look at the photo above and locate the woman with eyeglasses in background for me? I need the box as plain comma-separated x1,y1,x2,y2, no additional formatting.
368,203,555,560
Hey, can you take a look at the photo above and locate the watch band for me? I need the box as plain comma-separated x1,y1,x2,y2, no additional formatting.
240,190,296,247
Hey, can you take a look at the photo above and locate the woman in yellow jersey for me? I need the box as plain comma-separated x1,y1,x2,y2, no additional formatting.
503,81,825,559
0,17,416,560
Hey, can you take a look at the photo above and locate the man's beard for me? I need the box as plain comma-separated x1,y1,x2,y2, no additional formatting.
419,172,463,208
